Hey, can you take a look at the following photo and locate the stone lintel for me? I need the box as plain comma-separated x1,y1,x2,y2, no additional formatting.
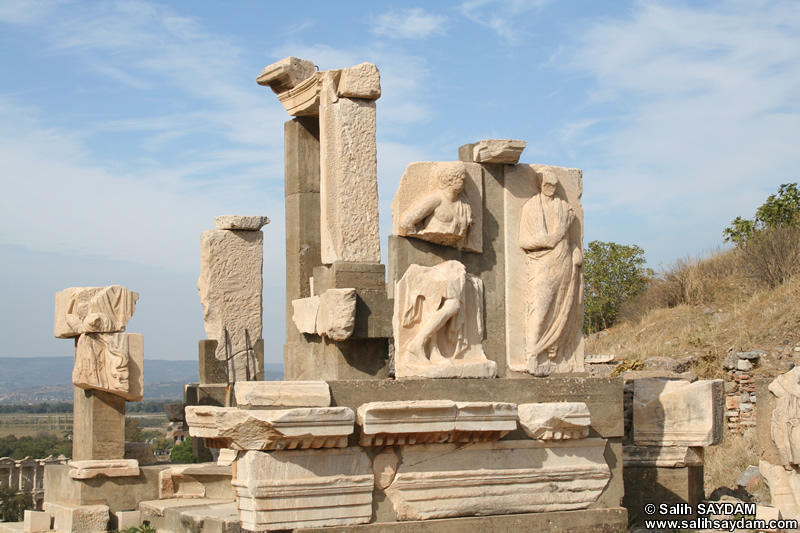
213,215,270,231
472,139,526,164
622,446,704,468
233,381,331,408
68,459,140,479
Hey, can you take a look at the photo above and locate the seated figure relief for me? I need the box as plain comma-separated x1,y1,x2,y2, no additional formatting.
393,260,496,379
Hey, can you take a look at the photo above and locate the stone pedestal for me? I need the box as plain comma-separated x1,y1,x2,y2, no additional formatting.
72,387,125,462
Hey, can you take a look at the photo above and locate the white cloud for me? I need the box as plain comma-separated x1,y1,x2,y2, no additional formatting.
460,0,552,43
562,0,800,264
371,8,447,39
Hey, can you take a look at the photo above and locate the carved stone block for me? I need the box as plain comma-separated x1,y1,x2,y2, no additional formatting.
504,164,584,376
518,402,591,440
393,261,496,379
317,288,356,340
213,215,270,231
392,161,483,252
67,459,139,479
232,448,373,531
198,228,263,382
54,285,138,338
633,378,724,446
357,401,515,446
337,62,381,100
759,460,800,520
319,70,381,263
73,333,143,401
256,57,315,94
233,381,331,408
622,446,704,468
185,406,354,450
472,139,526,164
379,439,611,521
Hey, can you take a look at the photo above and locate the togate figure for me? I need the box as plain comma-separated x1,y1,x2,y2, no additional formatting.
400,163,473,248
393,260,496,379
518,168,584,376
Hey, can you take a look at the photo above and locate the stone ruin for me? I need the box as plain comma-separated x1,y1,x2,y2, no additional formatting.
16,56,777,533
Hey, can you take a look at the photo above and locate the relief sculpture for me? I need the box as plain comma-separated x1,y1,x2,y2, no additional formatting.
393,260,496,379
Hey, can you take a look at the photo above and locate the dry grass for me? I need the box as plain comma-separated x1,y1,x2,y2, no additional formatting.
704,431,770,503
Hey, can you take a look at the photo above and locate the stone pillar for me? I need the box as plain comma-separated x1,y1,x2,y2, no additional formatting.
72,386,125,461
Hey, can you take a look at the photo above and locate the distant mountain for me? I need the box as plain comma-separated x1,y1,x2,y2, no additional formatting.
0,357,284,403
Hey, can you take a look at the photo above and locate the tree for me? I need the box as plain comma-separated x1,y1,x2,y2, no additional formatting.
0,483,33,522
583,241,651,333
723,183,800,246
169,436,197,464
124,418,141,442
153,437,174,456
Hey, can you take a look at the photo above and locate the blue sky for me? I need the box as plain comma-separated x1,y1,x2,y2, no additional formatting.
1,0,798,364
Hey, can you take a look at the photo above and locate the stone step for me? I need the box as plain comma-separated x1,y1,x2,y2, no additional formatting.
0,522,23,533
139,498,238,533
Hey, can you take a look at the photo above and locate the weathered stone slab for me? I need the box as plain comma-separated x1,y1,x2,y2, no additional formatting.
73,333,143,401
23,510,50,533
518,402,591,440
337,62,381,100
67,459,140,479
198,228,263,382
213,215,269,231
43,502,109,533
472,139,526,164
256,57,315,94
317,288,357,340
633,378,724,446
291,296,319,334
357,401,516,446
504,164,584,376
319,69,381,264
393,261,496,379
234,381,331,408
380,439,610,520
185,406,354,450
232,448,372,531
622,446,704,467
392,161,483,252
54,285,138,338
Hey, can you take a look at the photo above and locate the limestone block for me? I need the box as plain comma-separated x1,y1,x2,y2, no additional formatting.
124,442,156,466
213,215,270,231
232,447,373,531
72,388,125,461
158,466,206,499
73,333,143,401
234,381,331,408
291,296,319,334
382,439,610,521
198,340,227,384
312,261,386,292
472,139,526,164
277,71,324,116
633,378,724,446
112,511,141,531
357,401,515,445
504,164,584,376
392,161,483,252
337,62,381,99
256,56,315,94
198,228,263,383
317,288,357,340
393,261,496,379
43,502,109,533
0,523,22,533
622,446,704,467
23,510,51,533
216,448,237,466
756,505,782,532
67,459,139,479
319,69,381,263
759,459,800,520
54,285,138,338
185,405,354,450
518,402,591,440
164,403,185,423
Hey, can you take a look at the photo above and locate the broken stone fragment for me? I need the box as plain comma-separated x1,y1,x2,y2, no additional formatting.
185,405,354,450
54,285,139,338
291,295,319,335
256,57,315,94
472,139,526,164
73,333,143,402
317,288,357,340
633,378,724,446
213,215,270,231
518,402,591,440
337,62,381,100
233,381,331,408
